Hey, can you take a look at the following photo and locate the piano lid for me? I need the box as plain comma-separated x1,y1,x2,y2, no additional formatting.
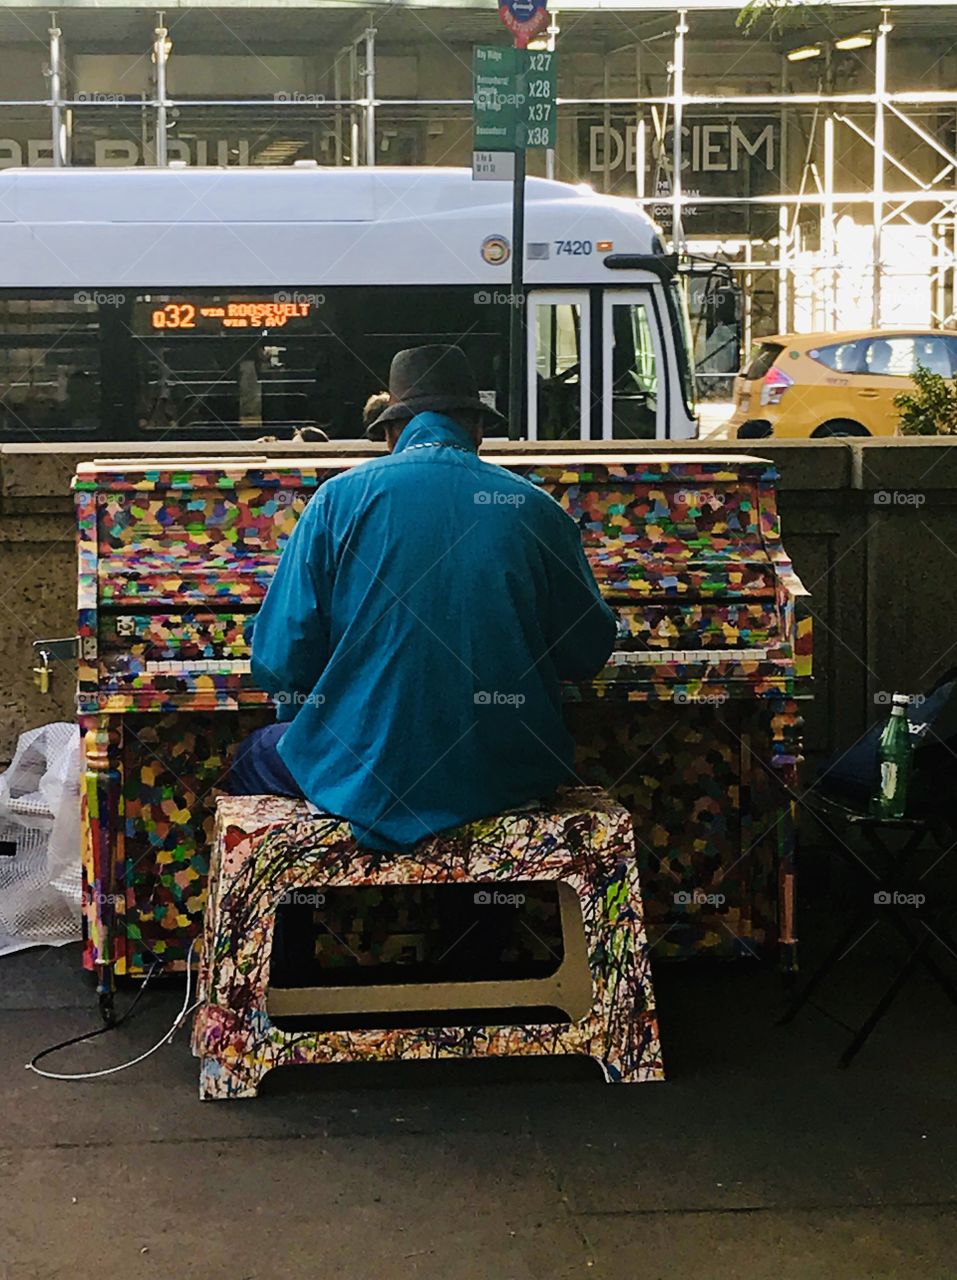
79,452,791,605
73,453,774,488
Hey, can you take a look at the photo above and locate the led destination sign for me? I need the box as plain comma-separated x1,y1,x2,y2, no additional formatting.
143,299,314,332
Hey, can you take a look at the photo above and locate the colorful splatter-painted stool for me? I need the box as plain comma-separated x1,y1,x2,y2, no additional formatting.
193,787,664,1099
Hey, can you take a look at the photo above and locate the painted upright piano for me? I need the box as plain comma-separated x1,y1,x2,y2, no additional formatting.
74,451,812,1013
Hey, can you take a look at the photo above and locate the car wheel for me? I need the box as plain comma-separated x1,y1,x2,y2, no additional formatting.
811,419,870,438
736,419,772,439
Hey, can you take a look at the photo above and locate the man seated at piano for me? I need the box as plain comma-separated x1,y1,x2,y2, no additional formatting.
228,344,617,851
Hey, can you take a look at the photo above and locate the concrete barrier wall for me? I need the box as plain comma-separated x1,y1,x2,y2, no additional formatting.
2,438,955,770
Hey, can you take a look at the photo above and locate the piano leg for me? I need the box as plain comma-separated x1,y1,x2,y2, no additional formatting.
771,698,803,976
778,813,798,979
80,715,125,1020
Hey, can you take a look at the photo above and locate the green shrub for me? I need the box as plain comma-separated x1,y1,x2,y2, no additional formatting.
894,363,957,436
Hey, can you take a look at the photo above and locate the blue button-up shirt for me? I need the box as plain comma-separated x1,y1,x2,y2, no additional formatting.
251,412,616,851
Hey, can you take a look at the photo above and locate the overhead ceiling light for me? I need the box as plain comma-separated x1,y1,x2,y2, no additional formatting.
835,32,873,50
787,44,822,62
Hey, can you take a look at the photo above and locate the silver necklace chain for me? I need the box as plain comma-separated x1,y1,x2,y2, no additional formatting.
402,441,474,454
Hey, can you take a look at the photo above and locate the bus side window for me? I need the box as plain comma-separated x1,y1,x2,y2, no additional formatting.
0,296,102,438
605,297,661,439
534,301,582,440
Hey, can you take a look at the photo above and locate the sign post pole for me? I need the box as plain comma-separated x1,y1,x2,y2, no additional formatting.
473,0,552,439
507,83,526,442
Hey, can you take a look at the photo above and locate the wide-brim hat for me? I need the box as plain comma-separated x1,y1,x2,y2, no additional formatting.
366,344,506,439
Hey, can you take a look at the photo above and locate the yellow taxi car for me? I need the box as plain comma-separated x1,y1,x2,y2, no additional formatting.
729,328,957,438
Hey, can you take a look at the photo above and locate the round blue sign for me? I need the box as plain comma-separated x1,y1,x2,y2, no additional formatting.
499,0,548,46
503,0,546,18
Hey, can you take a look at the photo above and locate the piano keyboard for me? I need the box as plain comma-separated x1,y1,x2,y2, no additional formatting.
136,653,772,676
144,659,251,674
608,647,771,665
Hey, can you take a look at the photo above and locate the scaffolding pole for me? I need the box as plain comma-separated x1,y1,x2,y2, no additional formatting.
153,16,170,167
631,40,641,202
823,113,836,328
349,42,359,167
778,60,789,333
545,8,559,181
872,11,891,328
48,15,67,167
44,90,957,110
636,117,646,209
934,224,946,325
333,55,343,165
364,22,376,167
744,235,753,355
602,59,611,194
671,9,688,252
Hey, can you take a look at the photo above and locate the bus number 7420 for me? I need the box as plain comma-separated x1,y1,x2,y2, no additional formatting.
555,240,593,256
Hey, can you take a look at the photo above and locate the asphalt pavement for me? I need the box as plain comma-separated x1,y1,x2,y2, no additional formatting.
2,911,956,1280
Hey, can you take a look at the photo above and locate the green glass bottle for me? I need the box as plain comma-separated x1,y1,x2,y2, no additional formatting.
871,694,913,819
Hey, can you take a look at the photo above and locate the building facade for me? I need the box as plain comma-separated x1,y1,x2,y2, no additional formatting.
0,0,954,375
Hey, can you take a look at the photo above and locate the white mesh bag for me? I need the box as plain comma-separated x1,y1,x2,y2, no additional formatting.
0,722,82,955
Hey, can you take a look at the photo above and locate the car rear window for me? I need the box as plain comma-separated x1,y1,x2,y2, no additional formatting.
808,340,864,373
862,335,955,378
743,342,783,380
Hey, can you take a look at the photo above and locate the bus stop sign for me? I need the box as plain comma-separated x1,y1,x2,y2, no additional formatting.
499,0,549,49
473,46,524,152
473,45,556,155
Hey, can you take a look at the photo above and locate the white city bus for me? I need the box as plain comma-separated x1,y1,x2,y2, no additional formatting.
0,166,697,442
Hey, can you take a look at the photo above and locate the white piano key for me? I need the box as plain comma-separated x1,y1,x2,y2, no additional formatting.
136,656,256,678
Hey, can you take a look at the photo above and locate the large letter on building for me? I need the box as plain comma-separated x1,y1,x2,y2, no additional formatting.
0,140,23,169
730,123,775,172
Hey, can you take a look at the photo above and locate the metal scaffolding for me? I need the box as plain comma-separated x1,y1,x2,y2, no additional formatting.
7,5,955,331
647,7,957,335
